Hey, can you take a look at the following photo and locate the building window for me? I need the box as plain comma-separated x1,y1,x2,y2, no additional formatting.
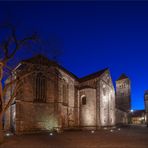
34,73,46,103
82,96,86,105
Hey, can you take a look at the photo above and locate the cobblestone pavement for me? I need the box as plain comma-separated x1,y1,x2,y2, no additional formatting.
1,125,148,148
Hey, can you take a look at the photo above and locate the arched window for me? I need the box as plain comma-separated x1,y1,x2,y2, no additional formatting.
82,96,86,105
34,73,47,103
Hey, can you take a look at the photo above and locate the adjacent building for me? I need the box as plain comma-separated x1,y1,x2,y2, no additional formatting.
130,110,145,124
115,74,131,125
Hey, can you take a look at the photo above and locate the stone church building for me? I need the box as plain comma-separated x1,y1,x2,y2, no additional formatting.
4,55,131,134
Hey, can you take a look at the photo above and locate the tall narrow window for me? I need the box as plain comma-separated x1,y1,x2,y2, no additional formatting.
34,73,46,102
82,96,86,105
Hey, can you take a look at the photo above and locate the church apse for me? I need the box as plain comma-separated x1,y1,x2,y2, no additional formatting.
79,88,96,129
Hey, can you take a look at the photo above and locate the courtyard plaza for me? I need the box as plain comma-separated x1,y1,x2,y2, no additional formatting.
1,125,148,148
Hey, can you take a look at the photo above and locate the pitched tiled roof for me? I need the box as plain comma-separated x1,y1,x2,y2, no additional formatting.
57,65,79,79
79,68,108,82
117,73,128,81
21,54,108,82
22,54,78,79
22,54,57,66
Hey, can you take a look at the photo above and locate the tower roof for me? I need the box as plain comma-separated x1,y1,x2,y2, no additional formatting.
144,90,148,95
116,73,128,81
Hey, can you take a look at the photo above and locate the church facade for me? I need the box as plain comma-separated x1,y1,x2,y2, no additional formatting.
4,55,130,134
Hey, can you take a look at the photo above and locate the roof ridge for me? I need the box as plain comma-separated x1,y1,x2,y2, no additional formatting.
79,68,108,82
20,55,109,82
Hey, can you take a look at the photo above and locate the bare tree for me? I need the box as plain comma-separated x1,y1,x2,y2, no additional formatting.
0,23,64,142
0,23,38,141
36,34,64,63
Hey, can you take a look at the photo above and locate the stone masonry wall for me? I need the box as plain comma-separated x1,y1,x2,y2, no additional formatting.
58,69,79,128
99,71,116,127
79,88,96,129
15,66,60,134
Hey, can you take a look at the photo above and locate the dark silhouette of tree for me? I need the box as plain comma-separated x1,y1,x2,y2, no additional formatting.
0,23,38,141
35,34,64,63
0,22,64,142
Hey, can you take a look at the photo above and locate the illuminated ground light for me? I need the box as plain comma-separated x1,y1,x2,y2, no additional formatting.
49,133,53,136
5,132,13,137
6,133,10,136
110,129,114,132
55,128,61,133
104,127,107,130
118,128,121,131
91,130,95,134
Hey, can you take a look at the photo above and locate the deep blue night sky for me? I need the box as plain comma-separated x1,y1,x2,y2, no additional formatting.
0,1,148,110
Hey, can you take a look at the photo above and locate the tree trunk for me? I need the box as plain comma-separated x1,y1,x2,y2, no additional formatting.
0,63,4,143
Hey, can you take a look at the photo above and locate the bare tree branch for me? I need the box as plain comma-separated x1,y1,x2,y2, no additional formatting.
0,23,39,120
0,24,38,65
1,81,20,115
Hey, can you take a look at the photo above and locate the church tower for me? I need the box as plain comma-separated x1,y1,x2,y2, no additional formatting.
116,74,131,112
144,91,148,126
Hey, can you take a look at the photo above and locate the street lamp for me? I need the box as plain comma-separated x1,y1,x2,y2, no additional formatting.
130,109,134,113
